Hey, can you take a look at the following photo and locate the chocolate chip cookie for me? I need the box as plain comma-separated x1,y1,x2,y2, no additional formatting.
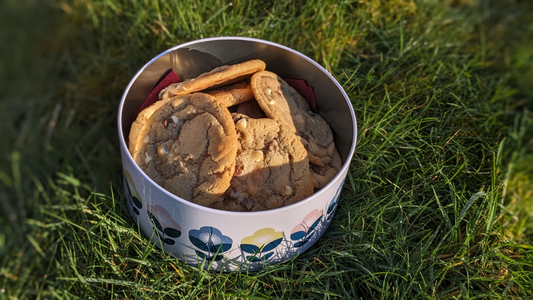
159,59,266,99
212,114,314,212
129,93,238,207
251,70,337,167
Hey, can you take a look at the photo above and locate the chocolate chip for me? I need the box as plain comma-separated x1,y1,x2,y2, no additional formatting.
227,187,238,199
312,165,325,176
299,131,311,140
234,166,243,177
240,197,252,210
268,139,279,152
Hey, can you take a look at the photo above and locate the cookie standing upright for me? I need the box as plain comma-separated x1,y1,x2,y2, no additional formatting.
129,93,238,207
251,70,342,188
205,81,255,107
212,114,314,212
159,59,266,99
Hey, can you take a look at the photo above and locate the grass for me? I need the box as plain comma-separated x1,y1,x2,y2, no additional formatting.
1,0,532,298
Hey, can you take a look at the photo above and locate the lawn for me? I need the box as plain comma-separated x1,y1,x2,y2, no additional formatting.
1,0,532,298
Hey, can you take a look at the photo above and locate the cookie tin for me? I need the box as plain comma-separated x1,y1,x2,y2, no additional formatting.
118,37,357,272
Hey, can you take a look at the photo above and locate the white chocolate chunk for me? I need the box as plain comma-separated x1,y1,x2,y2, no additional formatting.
252,150,263,161
237,118,247,128
284,185,293,196
145,152,152,164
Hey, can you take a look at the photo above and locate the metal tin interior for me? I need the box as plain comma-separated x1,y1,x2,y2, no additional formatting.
119,37,356,166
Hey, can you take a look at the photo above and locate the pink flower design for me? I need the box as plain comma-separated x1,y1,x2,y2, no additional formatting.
147,204,182,245
290,209,323,247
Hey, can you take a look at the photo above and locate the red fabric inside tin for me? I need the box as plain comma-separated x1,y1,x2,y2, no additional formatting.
133,70,182,119
284,78,318,113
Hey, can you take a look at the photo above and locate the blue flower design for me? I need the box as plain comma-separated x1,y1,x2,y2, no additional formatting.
189,226,233,261
326,180,344,221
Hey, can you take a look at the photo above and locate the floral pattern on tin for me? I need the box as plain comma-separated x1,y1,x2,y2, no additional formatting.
189,226,233,262
147,204,182,245
240,228,284,262
290,209,323,248
326,180,344,221
124,170,142,215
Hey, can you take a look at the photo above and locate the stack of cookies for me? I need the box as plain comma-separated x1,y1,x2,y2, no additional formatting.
128,59,342,212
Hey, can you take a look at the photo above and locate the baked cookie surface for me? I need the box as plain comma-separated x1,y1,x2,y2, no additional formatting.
212,114,314,212
310,147,343,189
128,99,168,156
130,93,238,207
205,81,254,107
251,70,337,167
159,59,266,99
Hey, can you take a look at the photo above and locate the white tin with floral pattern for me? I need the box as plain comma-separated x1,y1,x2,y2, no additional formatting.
118,37,357,272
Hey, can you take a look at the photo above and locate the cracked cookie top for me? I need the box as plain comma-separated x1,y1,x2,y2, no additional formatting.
210,114,314,212
129,93,238,207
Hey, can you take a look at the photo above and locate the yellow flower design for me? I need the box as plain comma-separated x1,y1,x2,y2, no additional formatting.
124,170,142,214
241,228,284,254
125,170,141,201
